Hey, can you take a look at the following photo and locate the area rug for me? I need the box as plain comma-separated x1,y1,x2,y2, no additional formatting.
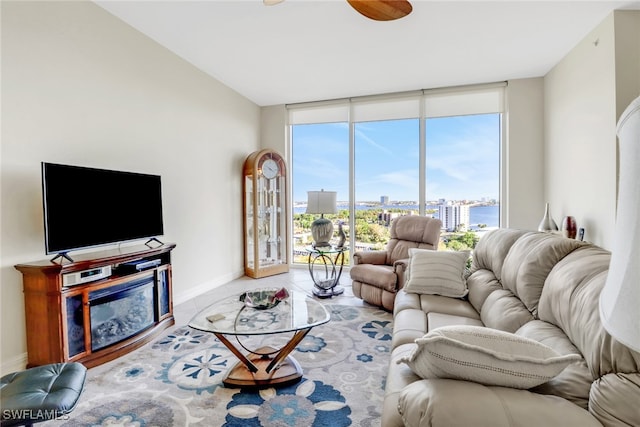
42,303,392,427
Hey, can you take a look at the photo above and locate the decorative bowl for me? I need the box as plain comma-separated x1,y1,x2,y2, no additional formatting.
239,287,289,310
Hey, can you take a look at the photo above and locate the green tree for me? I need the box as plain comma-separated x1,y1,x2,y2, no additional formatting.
447,240,468,251
459,231,479,248
442,231,480,251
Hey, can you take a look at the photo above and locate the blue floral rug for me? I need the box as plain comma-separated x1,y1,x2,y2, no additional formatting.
42,304,391,426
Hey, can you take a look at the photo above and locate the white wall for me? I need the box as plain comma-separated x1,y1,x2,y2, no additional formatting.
260,105,287,157
505,78,545,230
544,11,640,248
614,11,640,123
1,0,260,373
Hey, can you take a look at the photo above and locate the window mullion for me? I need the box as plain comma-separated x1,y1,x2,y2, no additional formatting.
419,98,426,216
348,104,355,260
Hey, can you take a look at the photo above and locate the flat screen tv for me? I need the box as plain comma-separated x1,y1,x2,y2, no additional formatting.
42,162,164,259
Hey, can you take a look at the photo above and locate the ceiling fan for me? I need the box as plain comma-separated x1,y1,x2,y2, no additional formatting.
264,0,413,22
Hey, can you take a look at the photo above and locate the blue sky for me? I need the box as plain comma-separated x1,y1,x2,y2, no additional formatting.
292,114,500,203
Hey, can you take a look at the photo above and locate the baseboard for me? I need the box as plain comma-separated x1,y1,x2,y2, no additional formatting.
173,269,244,306
0,352,28,376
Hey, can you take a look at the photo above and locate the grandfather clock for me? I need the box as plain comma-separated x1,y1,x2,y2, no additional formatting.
243,149,289,278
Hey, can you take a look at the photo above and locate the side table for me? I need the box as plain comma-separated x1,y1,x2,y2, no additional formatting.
306,245,346,298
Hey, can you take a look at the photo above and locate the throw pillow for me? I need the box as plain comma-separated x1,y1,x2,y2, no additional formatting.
404,249,470,298
398,325,582,389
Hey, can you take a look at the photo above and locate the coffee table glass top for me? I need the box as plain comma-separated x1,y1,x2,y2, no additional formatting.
189,289,330,336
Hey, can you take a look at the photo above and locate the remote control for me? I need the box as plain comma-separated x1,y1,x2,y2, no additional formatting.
206,314,225,322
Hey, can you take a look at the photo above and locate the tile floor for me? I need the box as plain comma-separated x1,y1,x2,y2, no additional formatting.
173,266,367,326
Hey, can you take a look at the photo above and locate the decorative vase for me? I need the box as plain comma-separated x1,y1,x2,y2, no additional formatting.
337,221,346,248
311,217,334,248
537,203,558,232
561,216,577,239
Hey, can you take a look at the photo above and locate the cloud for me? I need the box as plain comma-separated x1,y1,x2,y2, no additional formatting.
356,169,419,201
354,127,394,156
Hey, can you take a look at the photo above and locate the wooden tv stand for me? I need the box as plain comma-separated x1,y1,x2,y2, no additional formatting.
14,243,176,368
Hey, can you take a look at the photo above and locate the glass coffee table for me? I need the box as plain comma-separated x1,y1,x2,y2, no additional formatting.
189,289,330,389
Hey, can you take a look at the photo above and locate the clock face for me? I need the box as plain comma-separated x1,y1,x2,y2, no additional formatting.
262,158,279,179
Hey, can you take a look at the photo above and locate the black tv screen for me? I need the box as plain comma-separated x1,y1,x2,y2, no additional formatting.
42,162,164,255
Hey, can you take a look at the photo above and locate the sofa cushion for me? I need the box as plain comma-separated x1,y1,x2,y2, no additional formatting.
427,312,483,331
418,294,480,320
516,320,592,409
383,343,420,427
538,245,640,426
470,228,529,282
500,232,585,317
466,268,503,313
590,372,640,426
392,308,429,349
398,325,582,389
537,246,612,362
392,291,481,349
398,379,603,427
393,289,422,315
404,249,470,298
480,289,534,333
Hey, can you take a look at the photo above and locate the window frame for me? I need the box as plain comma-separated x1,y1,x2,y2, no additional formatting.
288,83,506,262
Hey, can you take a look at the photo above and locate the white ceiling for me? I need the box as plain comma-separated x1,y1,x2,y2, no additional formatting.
95,0,640,107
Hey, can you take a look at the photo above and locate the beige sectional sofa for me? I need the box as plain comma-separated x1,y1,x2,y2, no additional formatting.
384,228,640,427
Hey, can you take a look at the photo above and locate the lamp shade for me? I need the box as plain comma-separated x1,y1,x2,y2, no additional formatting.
306,190,337,215
599,95,640,352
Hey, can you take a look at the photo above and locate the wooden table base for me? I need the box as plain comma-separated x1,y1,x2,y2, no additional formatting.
222,346,303,389
214,326,313,389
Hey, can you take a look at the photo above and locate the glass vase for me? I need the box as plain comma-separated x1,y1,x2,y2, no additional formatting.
537,203,558,232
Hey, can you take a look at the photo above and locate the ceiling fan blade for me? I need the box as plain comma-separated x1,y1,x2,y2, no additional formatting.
347,0,413,21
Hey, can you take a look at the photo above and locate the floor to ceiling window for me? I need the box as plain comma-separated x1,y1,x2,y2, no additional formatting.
291,122,349,263
426,113,501,234
354,119,419,251
289,84,504,264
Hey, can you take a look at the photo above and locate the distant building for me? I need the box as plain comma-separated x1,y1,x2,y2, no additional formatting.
438,201,470,232
379,210,401,226
380,195,389,205
379,210,415,226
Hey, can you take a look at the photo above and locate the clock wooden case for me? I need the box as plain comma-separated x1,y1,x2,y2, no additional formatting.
243,149,289,278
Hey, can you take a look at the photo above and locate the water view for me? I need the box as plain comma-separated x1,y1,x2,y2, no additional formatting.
292,202,499,264
294,203,499,228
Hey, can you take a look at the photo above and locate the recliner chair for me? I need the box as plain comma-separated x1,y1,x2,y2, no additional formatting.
350,215,442,311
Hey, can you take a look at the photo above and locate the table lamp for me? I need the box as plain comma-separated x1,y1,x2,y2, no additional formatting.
599,95,640,352
306,190,337,248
